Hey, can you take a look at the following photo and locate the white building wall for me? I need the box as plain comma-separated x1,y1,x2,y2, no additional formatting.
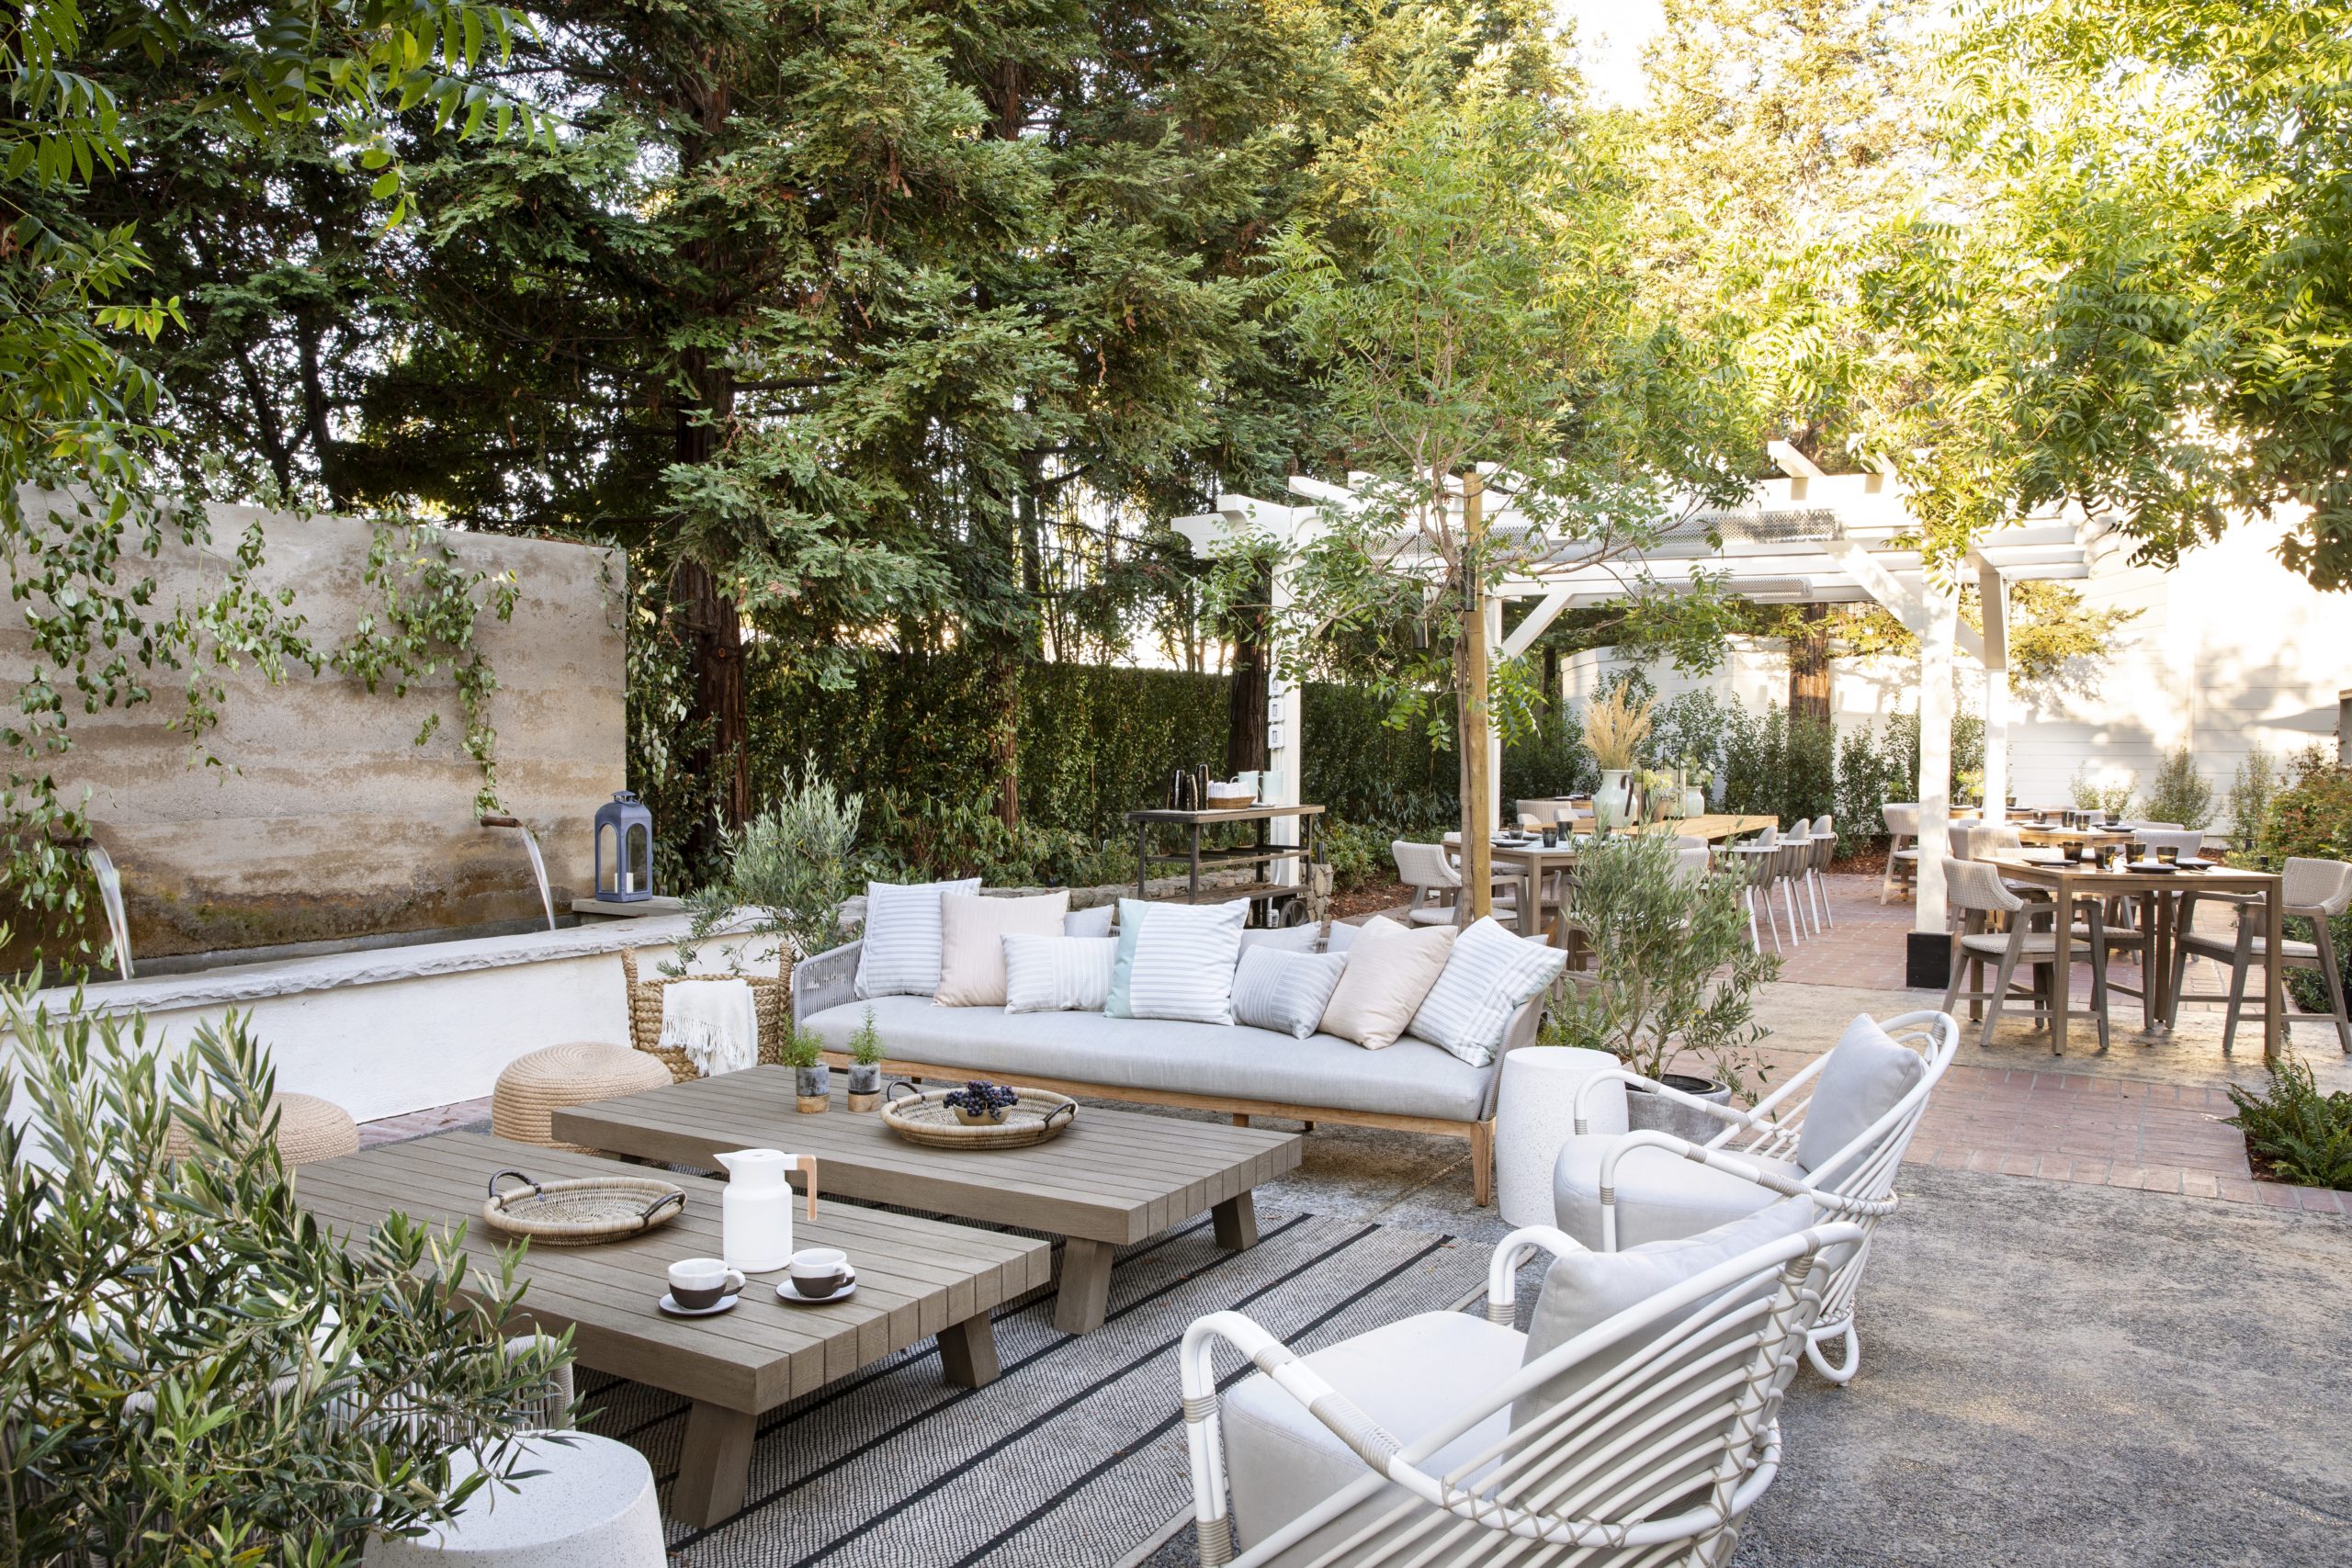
1564,513,2351,821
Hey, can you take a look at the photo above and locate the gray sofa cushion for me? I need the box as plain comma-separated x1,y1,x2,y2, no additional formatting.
805,995,1497,1122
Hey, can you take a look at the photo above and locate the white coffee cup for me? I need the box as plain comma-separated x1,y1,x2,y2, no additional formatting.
788,1247,852,1298
668,1257,745,1310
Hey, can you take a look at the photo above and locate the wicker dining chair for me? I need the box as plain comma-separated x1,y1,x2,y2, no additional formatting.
1806,814,1837,931
2165,856,2352,1054
1939,857,2114,1052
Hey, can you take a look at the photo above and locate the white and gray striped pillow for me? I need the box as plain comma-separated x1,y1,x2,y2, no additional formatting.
1064,903,1116,939
1122,898,1250,1024
1408,916,1566,1066
854,878,981,998
1231,948,1347,1039
1002,934,1118,1014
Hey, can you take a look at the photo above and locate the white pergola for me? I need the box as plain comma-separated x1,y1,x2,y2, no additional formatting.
1174,446,2120,935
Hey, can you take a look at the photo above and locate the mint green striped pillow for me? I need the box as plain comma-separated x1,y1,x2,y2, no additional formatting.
1103,898,1150,1017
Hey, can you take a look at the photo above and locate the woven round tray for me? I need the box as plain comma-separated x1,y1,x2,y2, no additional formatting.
879,1083,1078,1150
481,1168,687,1246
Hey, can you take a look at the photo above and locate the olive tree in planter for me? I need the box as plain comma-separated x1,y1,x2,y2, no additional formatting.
1544,833,1779,1140
0,986,571,1566
674,759,864,976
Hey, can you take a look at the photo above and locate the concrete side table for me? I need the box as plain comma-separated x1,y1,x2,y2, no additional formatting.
362,1434,663,1567
1496,1046,1627,1229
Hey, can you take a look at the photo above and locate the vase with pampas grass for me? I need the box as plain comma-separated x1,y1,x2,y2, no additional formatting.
1584,686,1655,829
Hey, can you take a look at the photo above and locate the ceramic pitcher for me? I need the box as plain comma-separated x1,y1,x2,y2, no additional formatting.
714,1149,818,1273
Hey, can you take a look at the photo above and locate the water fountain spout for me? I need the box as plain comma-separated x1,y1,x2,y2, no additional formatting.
480,813,558,932
74,836,135,979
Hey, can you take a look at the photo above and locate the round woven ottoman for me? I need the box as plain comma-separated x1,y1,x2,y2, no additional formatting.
164,1091,359,1166
492,1043,672,1153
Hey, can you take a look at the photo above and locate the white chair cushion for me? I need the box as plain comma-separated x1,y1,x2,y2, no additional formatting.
854,878,981,998
1001,934,1117,1014
934,890,1069,1007
1318,916,1457,1050
1121,897,1250,1023
1793,1014,1927,1179
1231,949,1348,1040
1552,1134,1800,1251
1409,917,1567,1068
1225,1311,1524,1561
1516,1198,1817,1429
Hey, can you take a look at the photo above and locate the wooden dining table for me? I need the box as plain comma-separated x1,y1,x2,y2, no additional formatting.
1442,814,1780,945
1983,850,2286,1060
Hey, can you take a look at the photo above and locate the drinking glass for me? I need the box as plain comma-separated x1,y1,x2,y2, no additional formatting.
2156,844,2179,865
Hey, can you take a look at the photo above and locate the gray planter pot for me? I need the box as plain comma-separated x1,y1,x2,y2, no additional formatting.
796,1063,831,1103
1624,1074,1731,1146
846,1063,881,1096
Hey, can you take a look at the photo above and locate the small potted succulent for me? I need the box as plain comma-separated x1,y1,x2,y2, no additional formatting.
845,1007,885,1111
785,1025,831,1112
944,1079,1019,1126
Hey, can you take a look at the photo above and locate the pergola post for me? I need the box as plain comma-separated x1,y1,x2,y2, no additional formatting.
1485,594,1505,834
1912,590,1959,969
1978,562,2010,824
1265,550,1304,886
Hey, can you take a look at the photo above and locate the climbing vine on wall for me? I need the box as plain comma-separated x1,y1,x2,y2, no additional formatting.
331,525,522,815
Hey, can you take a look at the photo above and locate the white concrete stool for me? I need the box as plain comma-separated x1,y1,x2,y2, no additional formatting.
1496,1046,1627,1229
361,1434,664,1567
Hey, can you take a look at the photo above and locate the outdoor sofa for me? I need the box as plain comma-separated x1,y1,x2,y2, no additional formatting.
792,922,1544,1204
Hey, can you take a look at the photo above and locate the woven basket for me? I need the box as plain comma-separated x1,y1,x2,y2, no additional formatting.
879,1083,1078,1150
622,951,792,1083
481,1168,687,1246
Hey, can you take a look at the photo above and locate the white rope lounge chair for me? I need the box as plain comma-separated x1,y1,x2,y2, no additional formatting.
1180,1204,1864,1566
2165,856,2352,1054
1551,1010,1958,1383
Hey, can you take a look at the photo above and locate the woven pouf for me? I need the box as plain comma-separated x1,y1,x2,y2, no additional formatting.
492,1043,672,1153
164,1091,359,1166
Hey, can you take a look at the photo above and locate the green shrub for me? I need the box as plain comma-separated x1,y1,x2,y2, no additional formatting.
1834,721,1902,852
2137,743,2216,829
1542,833,1779,1096
1,991,568,1566
1319,817,1400,891
680,756,864,969
2067,760,2134,817
2227,745,2278,851
2226,1056,2352,1190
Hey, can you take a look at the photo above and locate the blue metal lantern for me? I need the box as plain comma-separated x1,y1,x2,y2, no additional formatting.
594,790,654,902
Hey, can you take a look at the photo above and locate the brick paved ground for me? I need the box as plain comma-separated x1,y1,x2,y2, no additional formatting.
353,873,2349,1215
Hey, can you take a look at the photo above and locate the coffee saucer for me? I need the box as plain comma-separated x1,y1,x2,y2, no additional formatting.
776,1274,858,1304
659,1292,740,1317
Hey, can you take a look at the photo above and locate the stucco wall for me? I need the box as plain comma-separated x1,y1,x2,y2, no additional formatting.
1565,513,2351,825
0,492,625,961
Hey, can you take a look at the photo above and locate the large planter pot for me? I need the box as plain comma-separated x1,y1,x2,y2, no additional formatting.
1625,1074,1731,1146
1597,769,1634,824
1680,788,1708,818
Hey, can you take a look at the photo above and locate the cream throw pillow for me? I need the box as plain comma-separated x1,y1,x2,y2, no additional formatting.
1318,916,1457,1049
935,891,1069,1007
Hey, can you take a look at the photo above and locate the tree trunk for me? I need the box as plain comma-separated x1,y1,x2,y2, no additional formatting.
1225,558,1271,777
1457,474,1493,920
673,348,749,859
1789,603,1832,725
993,650,1021,829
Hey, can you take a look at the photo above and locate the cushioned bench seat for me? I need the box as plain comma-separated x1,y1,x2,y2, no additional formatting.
802,996,1498,1123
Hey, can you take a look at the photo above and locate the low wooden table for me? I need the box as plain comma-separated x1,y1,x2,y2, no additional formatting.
297,1132,1050,1528
554,1070,1303,1334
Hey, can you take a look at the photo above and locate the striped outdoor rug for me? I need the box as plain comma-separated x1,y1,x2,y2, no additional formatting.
579,1210,1481,1567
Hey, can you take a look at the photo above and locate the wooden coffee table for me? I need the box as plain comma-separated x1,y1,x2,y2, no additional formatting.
552,1068,1304,1334
296,1131,1050,1528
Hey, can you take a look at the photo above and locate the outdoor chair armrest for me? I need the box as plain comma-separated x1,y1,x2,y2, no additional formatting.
1179,1310,1409,1566
790,941,862,1026
1486,1226,1586,1325
1570,1067,1761,1142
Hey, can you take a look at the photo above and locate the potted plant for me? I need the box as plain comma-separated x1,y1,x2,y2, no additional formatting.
785,1025,831,1112
845,1007,885,1111
1584,686,1653,829
944,1079,1018,1126
1543,833,1779,1141
1679,757,1712,818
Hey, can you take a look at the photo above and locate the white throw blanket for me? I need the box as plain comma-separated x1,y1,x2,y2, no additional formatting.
659,979,761,1077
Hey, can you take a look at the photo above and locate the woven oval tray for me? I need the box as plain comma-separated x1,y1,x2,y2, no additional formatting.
879,1084,1078,1150
481,1168,686,1246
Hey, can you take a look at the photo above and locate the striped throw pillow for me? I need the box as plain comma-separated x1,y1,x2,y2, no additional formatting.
1002,935,1119,1014
854,878,981,998
1121,898,1251,1024
1231,948,1347,1039
1408,916,1566,1066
